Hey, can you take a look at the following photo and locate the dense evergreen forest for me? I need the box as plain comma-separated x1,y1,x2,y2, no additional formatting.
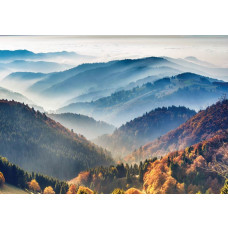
0,100,114,180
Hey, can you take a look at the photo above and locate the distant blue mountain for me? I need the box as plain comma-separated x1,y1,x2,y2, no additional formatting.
28,62,113,94
3,72,46,81
0,60,72,73
39,57,179,99
0,50,82,61
57,73,227,126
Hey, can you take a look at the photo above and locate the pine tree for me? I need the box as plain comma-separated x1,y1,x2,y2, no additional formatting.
139,162,143,183
126,169,131,184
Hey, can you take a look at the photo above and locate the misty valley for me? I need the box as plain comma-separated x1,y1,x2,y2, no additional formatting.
1,36,228,194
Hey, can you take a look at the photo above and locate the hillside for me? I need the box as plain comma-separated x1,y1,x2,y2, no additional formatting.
58,72,227,126
48,113,115,139
143,130,228,194
127,99,228,163
0,184,28,194
93,106,196,158
0,100,114,180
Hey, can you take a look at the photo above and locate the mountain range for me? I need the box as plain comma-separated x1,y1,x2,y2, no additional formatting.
93,106,196,158
58,72,227,126
1,50,228,194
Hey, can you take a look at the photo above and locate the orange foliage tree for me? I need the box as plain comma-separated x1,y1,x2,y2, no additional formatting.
77,186,94,194
67,184,77,194
28,179,41,193
43,186,55,194
0,172,5,187
68,171,90,186
125,188,143,194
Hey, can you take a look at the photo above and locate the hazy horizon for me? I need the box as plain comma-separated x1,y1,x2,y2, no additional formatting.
0,35,228,67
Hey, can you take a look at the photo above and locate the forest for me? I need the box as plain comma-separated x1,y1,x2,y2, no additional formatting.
0,50,228,194
0,100,114,180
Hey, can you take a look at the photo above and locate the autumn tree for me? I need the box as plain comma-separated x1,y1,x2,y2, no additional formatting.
125,188,143,194
67,184,77,194
28,179,41,193
221,180,228,194
0,172,5,187
43,186,55,194
112,188,125,194
77,186,94,194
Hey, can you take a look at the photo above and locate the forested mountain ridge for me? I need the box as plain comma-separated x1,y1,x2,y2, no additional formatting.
58,72,227,126
48,113,115,139
126,99,228,163
93,106,196,158
143,129,228,194
0,100,114,180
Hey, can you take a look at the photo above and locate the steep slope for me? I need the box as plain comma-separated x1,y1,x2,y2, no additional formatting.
127,99,228,163
48,113,115,139
143,130,228,194
93,106,196,158
0,100,114,180
58,72,226,126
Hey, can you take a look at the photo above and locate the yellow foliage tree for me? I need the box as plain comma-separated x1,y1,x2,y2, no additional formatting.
43,186,55,194
221,180,228,194
28,179,41,193
77,186,94,194
0,172,5,187
112,188,125,194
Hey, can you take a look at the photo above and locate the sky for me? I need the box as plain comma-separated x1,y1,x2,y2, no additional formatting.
0,35,228,67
